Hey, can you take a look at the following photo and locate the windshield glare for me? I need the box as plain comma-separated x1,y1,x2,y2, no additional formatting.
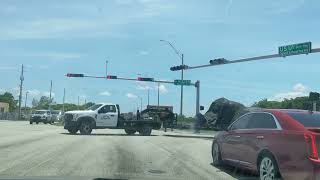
288,113,320,127
34,111,47,114
87,104,102,111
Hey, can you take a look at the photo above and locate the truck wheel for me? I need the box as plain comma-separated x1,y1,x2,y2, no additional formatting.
29,121,33,124
68,128,78,134
79,121,92,135
36,122,39,124
44,121,47,124
139,126,152,136
124,129,136,135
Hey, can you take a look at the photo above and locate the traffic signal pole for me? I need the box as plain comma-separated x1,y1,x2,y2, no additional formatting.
195,81,200,115
180,54,184,117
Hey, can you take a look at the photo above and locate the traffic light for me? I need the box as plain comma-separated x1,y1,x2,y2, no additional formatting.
107,75,117,79
137,77,154,81
66,73,84,77
209,58,229,65
170,65,189,71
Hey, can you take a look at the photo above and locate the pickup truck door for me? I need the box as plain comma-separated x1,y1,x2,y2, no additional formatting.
96,105,118,127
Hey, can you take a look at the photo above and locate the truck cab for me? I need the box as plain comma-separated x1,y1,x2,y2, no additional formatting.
64,103,161,135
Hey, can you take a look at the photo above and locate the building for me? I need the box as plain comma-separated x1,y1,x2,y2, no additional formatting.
0,102,9,113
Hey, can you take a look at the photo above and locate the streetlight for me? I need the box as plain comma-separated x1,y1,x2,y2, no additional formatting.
160,39,184,116
24,91,29,113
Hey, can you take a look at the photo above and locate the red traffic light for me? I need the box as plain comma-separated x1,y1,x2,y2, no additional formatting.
107,75,117,79
66,73,84,77
137,77,154,81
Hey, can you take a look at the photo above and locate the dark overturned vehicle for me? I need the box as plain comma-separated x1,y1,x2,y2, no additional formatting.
63,103,175,136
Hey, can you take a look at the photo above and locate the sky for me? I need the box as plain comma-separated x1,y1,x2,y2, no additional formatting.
0,0,320,116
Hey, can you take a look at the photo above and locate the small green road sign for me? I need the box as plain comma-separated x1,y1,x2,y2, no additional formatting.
174,79,192,86
279,42,312,57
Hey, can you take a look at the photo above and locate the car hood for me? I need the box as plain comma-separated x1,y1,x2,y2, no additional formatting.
65,110,95,114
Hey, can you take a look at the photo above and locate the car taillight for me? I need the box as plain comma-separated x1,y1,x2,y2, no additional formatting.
304,133,318,160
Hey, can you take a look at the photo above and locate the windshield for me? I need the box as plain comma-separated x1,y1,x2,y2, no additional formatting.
287,112,320,127
87,104,102,111
34,111,47,114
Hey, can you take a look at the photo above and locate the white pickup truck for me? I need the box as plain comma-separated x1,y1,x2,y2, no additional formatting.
63,103,162,136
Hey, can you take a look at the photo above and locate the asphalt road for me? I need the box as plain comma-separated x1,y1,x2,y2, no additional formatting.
0,121,259,180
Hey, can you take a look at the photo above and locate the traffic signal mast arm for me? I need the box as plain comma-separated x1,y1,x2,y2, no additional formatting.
171,46,320,71
66,73,196,86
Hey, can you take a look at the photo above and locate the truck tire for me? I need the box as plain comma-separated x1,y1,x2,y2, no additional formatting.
79,121,92,135
124,129,136,135
139,125,152,136
29,121,33,124
36,121,39,124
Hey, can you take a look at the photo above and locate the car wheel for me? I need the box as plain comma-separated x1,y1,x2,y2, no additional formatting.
139,126,152,136
36,121,39,124
68,128,78,134
212,141,223,166
44,121,47,124
259,153,280,180
124,129,136,135
79,121,92,135
29,121,33,124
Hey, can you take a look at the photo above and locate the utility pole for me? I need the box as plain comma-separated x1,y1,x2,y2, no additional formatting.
24,91,28,113
78,96,80,109
18,64,24,119
49,80,52,111
62,88,65,113
157,83,160,107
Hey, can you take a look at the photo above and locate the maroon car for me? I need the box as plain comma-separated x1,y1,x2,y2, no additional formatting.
211,109,320,180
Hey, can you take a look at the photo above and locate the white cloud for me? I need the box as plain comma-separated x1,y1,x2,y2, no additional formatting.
99,91,111,96
136,81,153,90
3,51,82,61
26,89,55,98
139,50,149,55
43,91,55,97
126,93,138,99
159,84,168,93
0,65,18,71
268,83,308,101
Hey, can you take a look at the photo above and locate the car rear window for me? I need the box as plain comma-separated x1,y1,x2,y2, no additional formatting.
287,112,320,127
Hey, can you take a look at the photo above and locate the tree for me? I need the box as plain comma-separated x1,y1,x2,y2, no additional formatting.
36,96,50,109
32,98,39,108
0,92,17,111
253,96,315,110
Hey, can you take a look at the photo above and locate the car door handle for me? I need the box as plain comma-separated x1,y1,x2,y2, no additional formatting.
234,135,241,138
256,136,264,139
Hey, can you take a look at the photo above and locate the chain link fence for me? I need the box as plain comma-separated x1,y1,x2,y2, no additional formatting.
0,112,30,121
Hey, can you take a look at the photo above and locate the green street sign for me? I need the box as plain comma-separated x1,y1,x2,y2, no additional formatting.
279,42,312,57
174,79,192,86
